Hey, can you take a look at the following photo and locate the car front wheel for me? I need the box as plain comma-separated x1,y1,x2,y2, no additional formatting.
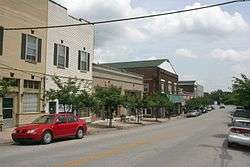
76,128,84,139
42,131,52,144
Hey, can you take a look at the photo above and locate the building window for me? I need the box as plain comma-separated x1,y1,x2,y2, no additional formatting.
21,34,42,62
144,83,149,92
161,79,165,93
53,44,69,68
24,80,40,89
78,51,90,71
23,94,39,112
58,44,66,67
168,81,172,94
26,35,38,61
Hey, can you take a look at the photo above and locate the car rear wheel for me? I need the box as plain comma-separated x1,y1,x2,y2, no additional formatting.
76,128,84,139
42,131,52,144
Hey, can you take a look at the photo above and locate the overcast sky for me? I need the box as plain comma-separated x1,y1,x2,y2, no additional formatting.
55,0,250,92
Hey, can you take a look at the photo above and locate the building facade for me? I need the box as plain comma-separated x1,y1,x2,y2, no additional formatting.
102,59,184,117
93,64,144,116
178,80,204,101
45,0,94,114
0,0,48,129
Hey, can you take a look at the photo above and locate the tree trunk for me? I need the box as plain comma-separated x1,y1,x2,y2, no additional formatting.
108,106,112,127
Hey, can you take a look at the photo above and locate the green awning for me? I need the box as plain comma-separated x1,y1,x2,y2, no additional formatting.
169,94,184,103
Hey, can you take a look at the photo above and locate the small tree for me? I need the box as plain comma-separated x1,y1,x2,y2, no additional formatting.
46,76,81,113
232,74,250,109
124,94,143,123
144,92,173,121
94,86,123,127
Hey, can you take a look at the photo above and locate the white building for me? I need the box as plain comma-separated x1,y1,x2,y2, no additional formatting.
45,0,94,113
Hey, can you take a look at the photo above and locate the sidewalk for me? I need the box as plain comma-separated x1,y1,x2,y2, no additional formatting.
0,128,14,144
0,115,186,144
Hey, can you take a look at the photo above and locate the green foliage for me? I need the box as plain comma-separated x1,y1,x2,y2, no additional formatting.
46,76,83,112
186,97,211,110
143,92,173,120
0,79,12,97
94,86,123,127
232,74,250,109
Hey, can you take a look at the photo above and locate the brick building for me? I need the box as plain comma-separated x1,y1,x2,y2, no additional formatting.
102,59,184,117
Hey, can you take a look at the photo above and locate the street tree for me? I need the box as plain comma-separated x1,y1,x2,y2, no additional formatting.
46,76,81,113
232,74,250,109
144,92,173,121
124,94,143,123
94,86,123,127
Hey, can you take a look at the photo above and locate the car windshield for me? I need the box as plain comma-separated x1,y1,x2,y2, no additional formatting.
234,121,250,128
32,115,55,124
233,112,250,118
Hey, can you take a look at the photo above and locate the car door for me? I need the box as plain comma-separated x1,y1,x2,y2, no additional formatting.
53,115,68,138
66,115,79,136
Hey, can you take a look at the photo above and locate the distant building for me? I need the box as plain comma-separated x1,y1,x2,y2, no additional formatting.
102,59,184,117
92,64,144,117
178,81,204,101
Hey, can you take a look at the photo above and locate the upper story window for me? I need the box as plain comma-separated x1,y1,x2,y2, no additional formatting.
168,81,172,94
78,51,90,71
58,45,66,67
21,34,42,63
53,43,69,68
0,26,3,55
161,79,165,93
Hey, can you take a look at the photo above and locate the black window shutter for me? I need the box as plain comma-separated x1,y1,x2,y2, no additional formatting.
21,34,26,59
87,53,90,71
78,50,81,70
37,38,42,62
0,26,4,55
53,44,58,66
65,46,69,68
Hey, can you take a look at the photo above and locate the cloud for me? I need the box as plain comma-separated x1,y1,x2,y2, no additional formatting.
176,48,197,58
211,48,250,61
56,0,249,62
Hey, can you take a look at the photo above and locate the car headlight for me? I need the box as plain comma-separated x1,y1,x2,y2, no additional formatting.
27,129,36,134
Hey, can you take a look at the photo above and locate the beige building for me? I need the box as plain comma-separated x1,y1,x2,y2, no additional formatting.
93,64,144,116
0,0,48,129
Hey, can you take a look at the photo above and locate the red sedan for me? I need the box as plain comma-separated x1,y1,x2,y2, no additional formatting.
12,113,87,144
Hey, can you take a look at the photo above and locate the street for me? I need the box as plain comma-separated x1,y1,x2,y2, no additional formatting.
0,107,250,167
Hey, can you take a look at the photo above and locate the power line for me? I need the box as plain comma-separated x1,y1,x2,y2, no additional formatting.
3,0,249,31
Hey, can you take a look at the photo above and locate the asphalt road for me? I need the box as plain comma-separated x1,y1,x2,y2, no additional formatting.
0,106,250,167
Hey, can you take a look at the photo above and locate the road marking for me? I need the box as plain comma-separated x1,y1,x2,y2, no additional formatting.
53,119,207,167
52,139,149,167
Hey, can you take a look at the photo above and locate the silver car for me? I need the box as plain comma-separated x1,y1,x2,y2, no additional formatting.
228,119,250,147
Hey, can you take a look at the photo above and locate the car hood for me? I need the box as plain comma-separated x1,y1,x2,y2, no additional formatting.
15,124,48,131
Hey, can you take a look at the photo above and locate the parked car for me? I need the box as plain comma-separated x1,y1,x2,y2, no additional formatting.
186,110,200,117
12,113,87,144
230,110,250,124
228,119,250,147
236,106,245,110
